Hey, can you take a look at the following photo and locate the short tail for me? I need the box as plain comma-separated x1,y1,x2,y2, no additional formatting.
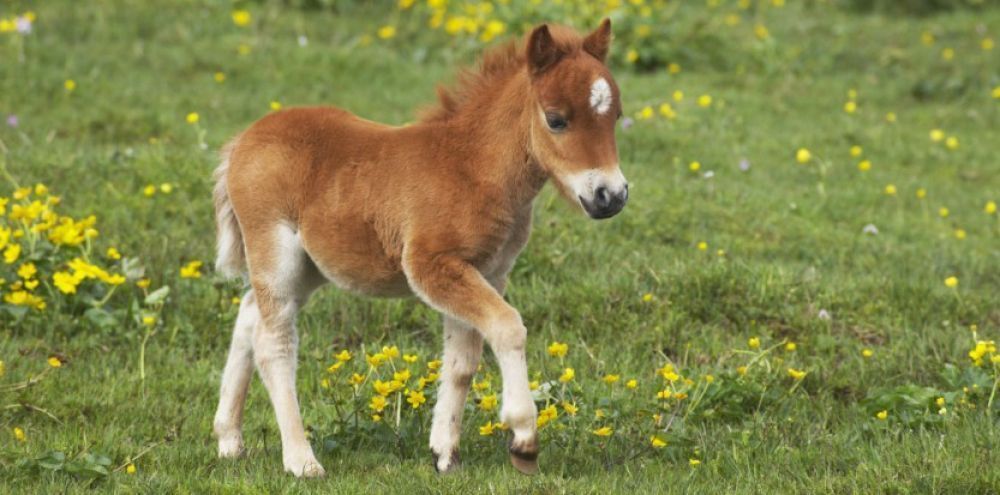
214,138,246,278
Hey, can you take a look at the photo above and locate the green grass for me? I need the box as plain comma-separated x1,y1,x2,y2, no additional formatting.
1,1,999,493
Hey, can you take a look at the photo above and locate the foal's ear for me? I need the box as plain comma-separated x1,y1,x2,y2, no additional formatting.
527,24,564,75
583,18,612,62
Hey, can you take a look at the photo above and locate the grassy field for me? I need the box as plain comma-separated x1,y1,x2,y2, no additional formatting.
1,0,999,493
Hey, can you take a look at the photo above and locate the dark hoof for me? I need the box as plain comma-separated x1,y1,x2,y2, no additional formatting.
432,449,460,474
509,440,539,475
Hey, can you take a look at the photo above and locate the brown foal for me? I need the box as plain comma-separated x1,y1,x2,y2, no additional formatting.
212,19,628,477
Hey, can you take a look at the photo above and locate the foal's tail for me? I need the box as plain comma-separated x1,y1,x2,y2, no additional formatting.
213,138,246,278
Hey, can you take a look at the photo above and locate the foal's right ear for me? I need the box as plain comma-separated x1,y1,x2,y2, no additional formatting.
583,18,612,62
527,24,563,75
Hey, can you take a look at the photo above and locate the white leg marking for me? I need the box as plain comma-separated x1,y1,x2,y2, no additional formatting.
429,317,484,472
252,224,325,477
214,290,259,458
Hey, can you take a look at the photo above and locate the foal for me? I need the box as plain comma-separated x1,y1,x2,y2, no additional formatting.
212,20,627,477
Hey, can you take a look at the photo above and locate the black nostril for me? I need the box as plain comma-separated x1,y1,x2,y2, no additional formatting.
595,186,610,208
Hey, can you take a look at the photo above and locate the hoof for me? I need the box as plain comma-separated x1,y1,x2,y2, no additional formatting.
285,457,326,478
432,449,461,474
509,451,539,475
217,436,244,459
509,439,539,475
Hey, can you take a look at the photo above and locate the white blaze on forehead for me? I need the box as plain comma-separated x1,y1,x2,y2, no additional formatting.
589,78,612,115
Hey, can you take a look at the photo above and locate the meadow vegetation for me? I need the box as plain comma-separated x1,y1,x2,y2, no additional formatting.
1,0,998,492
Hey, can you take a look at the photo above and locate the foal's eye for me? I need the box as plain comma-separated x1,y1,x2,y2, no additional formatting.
545,113,568,132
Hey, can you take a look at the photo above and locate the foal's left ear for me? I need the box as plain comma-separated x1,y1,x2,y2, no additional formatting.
583,18,612,62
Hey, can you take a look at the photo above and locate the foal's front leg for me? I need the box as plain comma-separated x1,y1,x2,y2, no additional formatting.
429,317,483,472
405,252,539,474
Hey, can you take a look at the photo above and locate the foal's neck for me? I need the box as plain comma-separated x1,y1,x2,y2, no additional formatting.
449,70,547,211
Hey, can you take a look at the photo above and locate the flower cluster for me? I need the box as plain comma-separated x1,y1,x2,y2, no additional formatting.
0,10,34,35
0,184,127,314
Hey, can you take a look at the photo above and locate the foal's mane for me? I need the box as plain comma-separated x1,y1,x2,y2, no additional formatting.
418,26,586,123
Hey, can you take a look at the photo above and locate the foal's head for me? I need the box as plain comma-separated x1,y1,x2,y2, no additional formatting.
525,20,628,220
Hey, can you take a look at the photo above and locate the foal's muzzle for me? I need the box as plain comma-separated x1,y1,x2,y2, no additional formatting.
580,183,628,219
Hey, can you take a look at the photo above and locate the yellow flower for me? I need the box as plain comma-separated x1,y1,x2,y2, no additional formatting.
787,368,806,380
857,160,871,172
335,350,352,362
4,244,21,264
657,389,672,400
562,401,578,416
348,373,365,386
689,459,701,467
472,379,490,392
48,356,62,368
625,379,638,389
0,360,4,377
14,427,26,442
875,410,888,420
689,161,701,172
940,47,954,61
938,207,949,217
547,341,568,358
658,103,676,119
929,129,944,142
983,38,995,51
214,72,226,83
657,363,679,382
850,145,863,157
64,79,76,92
753,24,769,40
17,262,36,280
785,342,797,352
398,0,416,8
367,353,387,368
650,436,667,448
106,247,122,260
697,95,712,108
479,421,496,436
382,345,400,359
231,10,251,27
704,374,715,383
861,348,874,358
136,278,151,289
637,106,654,120
372,379,394,396
529,380,539,391
921,31,935,45
936,397,945,407
667,62,681,74
697,241,708,251
160,183,173,194
795,148,811,164
885,112,897,123
673,90,684,102
143,185,156,197
626,49,639,63
592,426,613,437
884,184,897,196
180,260,203,279
427,359,442,371
393,369,411,383
126,463,136,474
369,395,387,412
403,353,418,363
52,271,82,294
326,361,343,373
737,366,748,376
537,404,558,428
603,374,620,384
142,315,156,327
642,293,653,303
954,229,966,240
406,390,426,409
559,367,575,382
944,276,958,288
479,394,498,411
945,136,959,150
748,337,760,349
377,25,396,40
186,112,199,125
985,201,997,214
916,188,927,199
843,101,857,113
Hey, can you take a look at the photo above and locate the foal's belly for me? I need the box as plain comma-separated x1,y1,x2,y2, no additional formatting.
299,222,412,298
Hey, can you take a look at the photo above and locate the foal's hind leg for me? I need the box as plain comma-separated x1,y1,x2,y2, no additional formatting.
213,290,260,458
246,224,327,477
429,316,483,473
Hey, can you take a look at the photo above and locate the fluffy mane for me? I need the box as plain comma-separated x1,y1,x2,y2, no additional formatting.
418,25,587,123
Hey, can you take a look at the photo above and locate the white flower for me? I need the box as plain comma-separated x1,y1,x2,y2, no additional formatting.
862,224,879,235
702,171,715,179
817,309,831,321
738,158,751,172
297,35,308,47
16,16,33,35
